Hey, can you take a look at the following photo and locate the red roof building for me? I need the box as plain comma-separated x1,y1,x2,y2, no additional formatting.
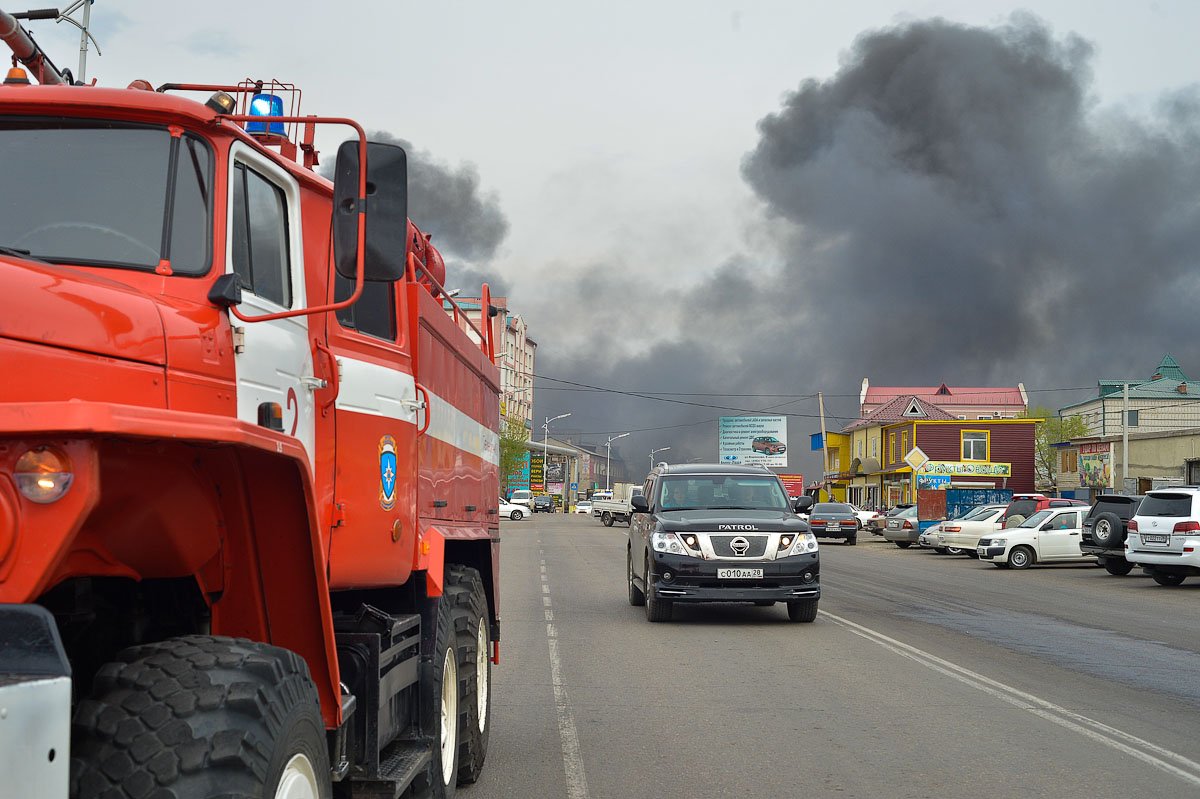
860,379,1028,420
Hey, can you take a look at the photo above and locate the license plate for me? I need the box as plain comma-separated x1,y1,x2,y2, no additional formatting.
826,523,838,530
1142,533,1170,545
717,568,763,579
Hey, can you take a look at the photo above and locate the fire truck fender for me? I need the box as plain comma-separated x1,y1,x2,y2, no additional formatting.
0,401,343,728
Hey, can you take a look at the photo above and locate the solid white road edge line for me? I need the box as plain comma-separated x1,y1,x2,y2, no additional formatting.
541,552,591,799
820,610,1200,788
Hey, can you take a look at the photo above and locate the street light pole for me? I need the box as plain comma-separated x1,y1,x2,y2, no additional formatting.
649,446,671,470
605,432,630,491
542,412,571,496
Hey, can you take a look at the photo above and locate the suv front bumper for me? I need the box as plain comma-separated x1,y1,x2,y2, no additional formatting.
649,551,820,602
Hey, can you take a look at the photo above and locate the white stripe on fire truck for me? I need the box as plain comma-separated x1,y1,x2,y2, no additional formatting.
335,357,499,466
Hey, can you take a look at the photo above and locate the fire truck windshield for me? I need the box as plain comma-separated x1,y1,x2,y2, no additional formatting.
0,120,213,274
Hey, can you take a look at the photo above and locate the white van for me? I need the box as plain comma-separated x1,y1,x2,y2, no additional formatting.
508,489,532,508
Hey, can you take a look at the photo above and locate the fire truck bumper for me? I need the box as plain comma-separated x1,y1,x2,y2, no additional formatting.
0,604,71,797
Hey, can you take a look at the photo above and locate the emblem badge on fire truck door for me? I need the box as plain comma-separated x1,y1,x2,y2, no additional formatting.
379,435,398,511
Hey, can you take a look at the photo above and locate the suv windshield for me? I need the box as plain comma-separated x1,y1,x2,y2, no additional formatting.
0,121,213,273
1088,496,1142,520
658,475,789,511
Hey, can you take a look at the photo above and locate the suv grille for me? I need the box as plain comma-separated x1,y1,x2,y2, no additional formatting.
709,535,769,558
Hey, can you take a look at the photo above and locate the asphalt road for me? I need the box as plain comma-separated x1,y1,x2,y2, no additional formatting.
460,514,1200,799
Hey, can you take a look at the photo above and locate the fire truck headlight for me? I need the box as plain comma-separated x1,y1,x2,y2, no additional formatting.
14,447,73,504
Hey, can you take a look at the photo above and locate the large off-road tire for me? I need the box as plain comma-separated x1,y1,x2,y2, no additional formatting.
1152,572,1186,587
417,588,461,799
447,566,491,785
1103,558,1134,576
644,557,672,622
1008,545,1035,570
601,512,614,527
787,599,818,623
895,541,912,549
70,635,331,799
627,548,645,606
1090,512,1125,547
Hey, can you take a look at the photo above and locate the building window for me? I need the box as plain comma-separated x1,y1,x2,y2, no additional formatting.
871,439,878,458
1127,410,1139,427
1060,450,1078,473
962,430,989,461
889,433,896,463
858,440,864,457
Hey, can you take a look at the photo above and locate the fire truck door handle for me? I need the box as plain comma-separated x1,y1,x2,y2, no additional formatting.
312,339,340,411
414,382,431,435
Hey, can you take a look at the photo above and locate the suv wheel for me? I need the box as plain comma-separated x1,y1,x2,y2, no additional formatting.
1152,572,1186,587
786,599,818,623
1102,558,1133,576
1090,512,1125,547
1008,545,1035,570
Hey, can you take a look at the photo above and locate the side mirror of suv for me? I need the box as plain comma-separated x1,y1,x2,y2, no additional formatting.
793,496,814,513
631,495,650,513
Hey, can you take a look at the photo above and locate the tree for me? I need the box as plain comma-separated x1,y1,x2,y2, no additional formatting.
1023,405,1090,490
499,416,530,494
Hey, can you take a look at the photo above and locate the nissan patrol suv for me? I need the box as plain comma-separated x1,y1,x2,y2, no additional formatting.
626,463,819,623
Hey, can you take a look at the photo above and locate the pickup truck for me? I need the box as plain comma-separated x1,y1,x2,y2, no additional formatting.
594,484,645,527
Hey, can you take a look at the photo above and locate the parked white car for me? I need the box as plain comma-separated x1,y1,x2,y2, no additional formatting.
976,507,1090,569
849,503,885,532
499,496,527,520
1126,487,1200,586
938,504,1006,556
508,488,532,508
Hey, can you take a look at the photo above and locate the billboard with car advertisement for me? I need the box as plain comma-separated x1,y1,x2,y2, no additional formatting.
719,416,788,467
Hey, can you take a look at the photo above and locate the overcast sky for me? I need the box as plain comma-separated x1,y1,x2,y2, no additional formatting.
25,1,1200,479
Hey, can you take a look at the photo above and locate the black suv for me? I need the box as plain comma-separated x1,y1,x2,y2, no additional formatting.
626,463,818,623
532,495,555,513
1080,493,1144,575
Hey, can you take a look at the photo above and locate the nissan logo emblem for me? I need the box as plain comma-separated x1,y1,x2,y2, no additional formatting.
730,536,750,556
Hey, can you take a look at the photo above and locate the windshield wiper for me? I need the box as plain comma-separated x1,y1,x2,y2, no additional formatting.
0,245,49,263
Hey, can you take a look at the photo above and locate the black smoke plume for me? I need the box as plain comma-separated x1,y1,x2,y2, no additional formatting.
532,14,1200,478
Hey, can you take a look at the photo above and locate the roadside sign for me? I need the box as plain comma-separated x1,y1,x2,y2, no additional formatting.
903,446,929,472
570,482,578,490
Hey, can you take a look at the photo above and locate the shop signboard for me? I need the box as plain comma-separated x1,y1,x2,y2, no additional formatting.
546,458,565,482
530,453,545,491
777,473,806,497
1079,442,1112,489
921,461,1011,478
506,450,531,491
719,415,788,467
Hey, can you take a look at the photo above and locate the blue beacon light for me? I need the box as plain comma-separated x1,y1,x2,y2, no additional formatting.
246,93,286,136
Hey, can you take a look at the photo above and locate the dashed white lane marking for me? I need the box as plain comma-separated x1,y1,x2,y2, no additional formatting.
821,610,1200,789
539,549,590,799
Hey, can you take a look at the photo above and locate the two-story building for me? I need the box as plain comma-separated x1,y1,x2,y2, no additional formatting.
834,394,1037,507
1058,354,1200,437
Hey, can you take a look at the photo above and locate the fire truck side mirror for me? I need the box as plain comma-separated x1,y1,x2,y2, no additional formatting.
332,140,409,283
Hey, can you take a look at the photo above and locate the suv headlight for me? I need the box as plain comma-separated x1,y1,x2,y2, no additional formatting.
990,538,1006,547
651,531,700,557
778,532,818,557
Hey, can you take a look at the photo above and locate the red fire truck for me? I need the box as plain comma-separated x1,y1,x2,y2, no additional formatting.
0,9,500,798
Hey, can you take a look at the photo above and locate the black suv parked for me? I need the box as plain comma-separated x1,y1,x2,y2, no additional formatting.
626,463,818,623
1080,494,1144,575
532,495,555,513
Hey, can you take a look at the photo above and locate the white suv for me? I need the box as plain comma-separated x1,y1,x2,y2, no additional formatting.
1126,487,1200,586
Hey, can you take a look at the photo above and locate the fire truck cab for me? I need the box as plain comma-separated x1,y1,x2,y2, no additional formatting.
0,11,500,799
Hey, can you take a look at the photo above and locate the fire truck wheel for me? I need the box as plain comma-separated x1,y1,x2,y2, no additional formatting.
417,590,461,799
447,565,491,784
70,635,331,799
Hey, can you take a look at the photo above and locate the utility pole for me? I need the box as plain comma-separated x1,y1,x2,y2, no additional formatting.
818,392,830,502
1122,382,1129,493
